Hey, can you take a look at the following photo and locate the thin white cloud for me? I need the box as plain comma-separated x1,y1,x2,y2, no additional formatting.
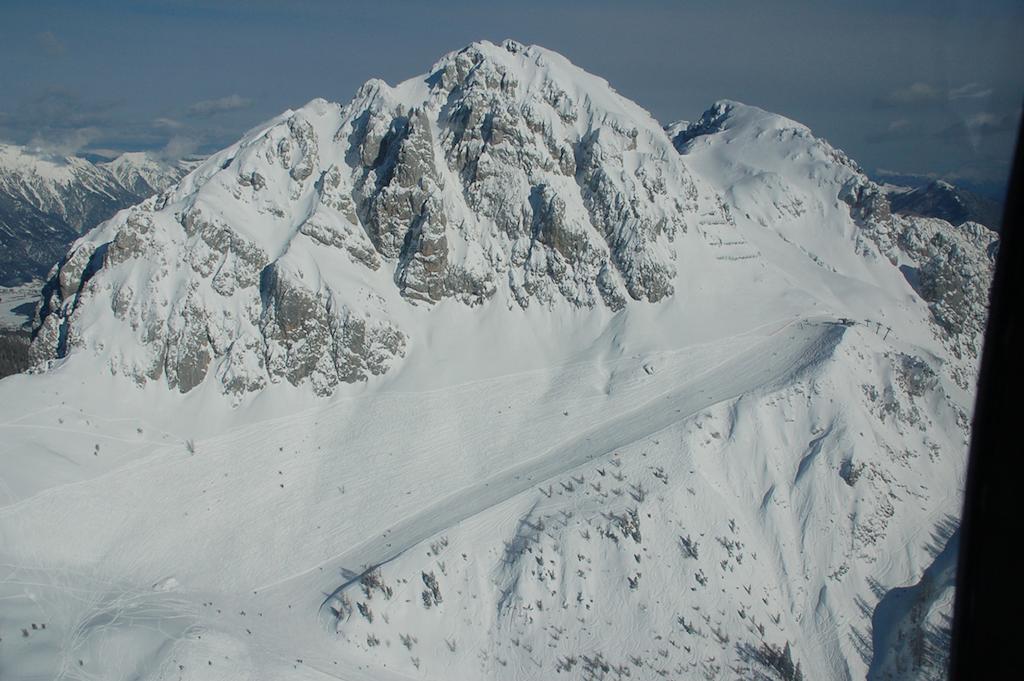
932,108,1020,153
877,82,943,107
965,112,1001,130
865,118,920,144
876,81,995,108
153,117,183,130
160,135,202,161
186,94,253,117
35,31,66,57
27,126,100,157
875,166,992,190
938,110,1020,138
949,83,993,101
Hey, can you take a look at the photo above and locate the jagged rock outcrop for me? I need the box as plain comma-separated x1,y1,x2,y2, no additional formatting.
843,178,997,370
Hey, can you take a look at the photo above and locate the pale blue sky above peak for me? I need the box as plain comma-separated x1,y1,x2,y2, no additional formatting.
1,0,1021,195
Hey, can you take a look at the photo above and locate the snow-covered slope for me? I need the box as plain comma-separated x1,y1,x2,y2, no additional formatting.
0,41,996,681
0,144,192,286
668,100,994,385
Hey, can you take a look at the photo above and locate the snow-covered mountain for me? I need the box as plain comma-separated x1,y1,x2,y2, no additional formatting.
0,144,194,286
667,101,994,382
886,179,1003,232
0,40,996,681
30,40,707,396
99,151,202,197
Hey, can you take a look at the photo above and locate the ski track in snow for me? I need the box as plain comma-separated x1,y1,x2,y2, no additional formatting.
261,318,845,602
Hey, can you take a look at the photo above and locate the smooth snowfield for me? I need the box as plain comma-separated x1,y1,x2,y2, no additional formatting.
0,314,964,680
0,318,826,680
0,311,802,675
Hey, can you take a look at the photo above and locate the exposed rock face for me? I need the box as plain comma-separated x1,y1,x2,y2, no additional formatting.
30,40,711,398
260,263,406,395
341,42,695,308
896,219,995,354
844,178,997,369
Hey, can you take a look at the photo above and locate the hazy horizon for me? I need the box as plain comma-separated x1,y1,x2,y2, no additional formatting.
2,0,1021,196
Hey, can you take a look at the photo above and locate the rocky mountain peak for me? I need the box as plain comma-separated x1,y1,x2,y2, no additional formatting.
29,41,725,398
27,42,996,403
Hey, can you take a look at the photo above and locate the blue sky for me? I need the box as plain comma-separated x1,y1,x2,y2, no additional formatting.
1,0,1021,194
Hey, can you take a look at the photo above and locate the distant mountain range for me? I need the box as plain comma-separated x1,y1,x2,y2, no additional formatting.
886,179,1004,231
0,144,199,286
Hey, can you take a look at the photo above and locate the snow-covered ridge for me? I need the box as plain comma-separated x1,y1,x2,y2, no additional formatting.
0,143,190,221
0,143,106,186
669,99,996,384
